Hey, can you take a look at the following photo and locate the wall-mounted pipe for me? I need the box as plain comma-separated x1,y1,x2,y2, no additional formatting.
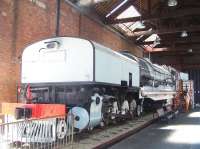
55,0,61,36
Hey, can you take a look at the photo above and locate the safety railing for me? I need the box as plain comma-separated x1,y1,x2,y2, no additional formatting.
0,112,74,149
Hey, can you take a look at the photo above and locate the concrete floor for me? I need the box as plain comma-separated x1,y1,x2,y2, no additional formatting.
109,108,200,149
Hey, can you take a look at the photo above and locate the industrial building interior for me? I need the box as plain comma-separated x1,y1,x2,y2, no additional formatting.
0,0,200,148
81,0,200,69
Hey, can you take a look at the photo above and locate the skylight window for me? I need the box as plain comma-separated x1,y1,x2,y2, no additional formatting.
106,0,129,18
145,34,160,42
117,5,141,19
129,21,145,31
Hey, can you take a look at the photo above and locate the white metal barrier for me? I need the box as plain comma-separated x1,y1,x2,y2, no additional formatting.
0,113,74,149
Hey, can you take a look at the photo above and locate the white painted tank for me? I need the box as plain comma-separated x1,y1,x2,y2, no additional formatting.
22,37,140,88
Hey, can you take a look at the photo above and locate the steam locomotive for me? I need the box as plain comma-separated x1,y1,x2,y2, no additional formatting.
19,37,176,129
2,37,177,141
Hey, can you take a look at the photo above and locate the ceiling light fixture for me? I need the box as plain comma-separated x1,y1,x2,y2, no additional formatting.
168,0,178,7
188,49,193,53
181,31,188,37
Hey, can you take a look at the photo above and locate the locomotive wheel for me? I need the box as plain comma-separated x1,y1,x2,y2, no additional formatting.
102,105,112,126
100,121,105,128
101,97,117,126
121,100,129,115
129,99,137,119
136,104,143,117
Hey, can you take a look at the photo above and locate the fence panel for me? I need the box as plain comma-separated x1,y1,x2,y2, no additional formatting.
0,113,74,149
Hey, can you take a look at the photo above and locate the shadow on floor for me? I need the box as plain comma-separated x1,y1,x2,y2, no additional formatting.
109,108,200,149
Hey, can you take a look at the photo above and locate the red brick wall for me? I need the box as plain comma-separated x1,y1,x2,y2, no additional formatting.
0,0,17,102
0,0,143,102
80,16,142,56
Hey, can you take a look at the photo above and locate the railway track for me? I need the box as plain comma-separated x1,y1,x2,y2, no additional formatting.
70,113,156,149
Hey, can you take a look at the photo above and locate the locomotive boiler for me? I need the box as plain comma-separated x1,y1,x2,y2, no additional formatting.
122,52,176,99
